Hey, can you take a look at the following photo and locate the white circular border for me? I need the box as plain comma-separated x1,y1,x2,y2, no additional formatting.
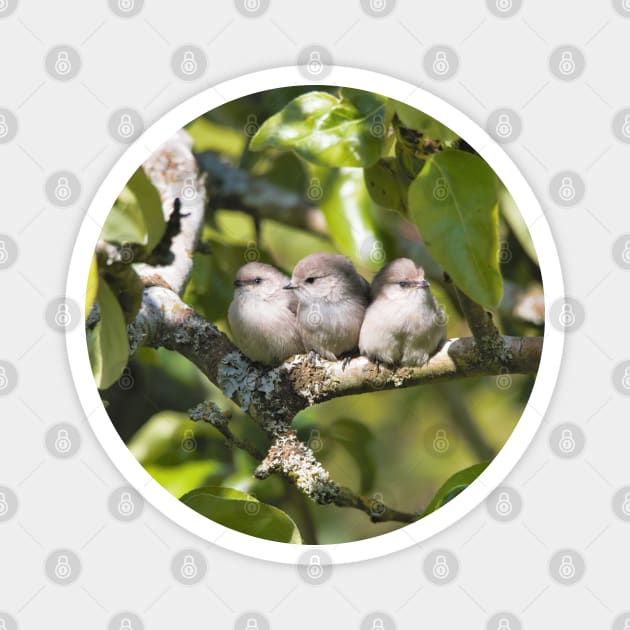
66,66,564,565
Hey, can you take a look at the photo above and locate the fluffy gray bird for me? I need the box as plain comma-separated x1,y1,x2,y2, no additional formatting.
284,253,369,361
359,258,447,367
228,262,304,365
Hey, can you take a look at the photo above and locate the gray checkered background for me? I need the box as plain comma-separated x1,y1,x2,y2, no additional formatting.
1,0,629,628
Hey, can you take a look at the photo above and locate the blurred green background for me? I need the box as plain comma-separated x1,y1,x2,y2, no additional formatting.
100,87,543,545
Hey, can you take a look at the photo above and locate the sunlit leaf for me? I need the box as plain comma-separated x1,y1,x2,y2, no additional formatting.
85,254,98,317
408,150,503,308
250,90,391,168
393,100,459,144
145,461,227,498
101,167,166,251
421,462,489,517
319,167,386,271
181,486,302,544
89,279,129,389
364,157,408,214
499,186,538,264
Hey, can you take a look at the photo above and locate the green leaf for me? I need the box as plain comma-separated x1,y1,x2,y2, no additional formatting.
181,486,302,544
85,254,98,317
145,461,227,498
101,167,166,251
329,418,376,494
250,90,391,168
319,167,387,271
408,150,503,308
364,157,408,214
393,100,459,144
499,186,538,264
421,462,489,517
88,279,129,389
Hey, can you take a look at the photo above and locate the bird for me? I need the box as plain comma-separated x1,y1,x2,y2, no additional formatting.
227,262,304,365
284,253,369,361
359,258,447,367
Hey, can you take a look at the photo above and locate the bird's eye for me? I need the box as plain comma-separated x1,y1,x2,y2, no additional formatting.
305,277,316,284
254,278,262,284
399,281,410,288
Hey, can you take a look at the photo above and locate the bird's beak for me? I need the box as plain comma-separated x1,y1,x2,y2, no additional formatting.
233,279,245,288
419,279,430,288
283,281,298,290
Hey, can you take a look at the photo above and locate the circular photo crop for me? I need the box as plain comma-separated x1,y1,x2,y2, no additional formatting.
75,70,558,558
